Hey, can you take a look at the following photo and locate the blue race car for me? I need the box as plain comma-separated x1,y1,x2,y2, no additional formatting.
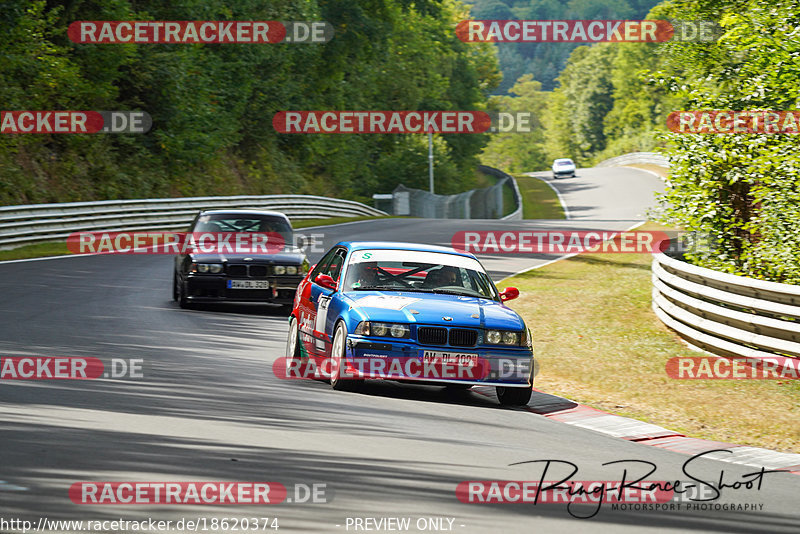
285,242,536,406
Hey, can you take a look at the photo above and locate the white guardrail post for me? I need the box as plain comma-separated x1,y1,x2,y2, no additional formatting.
0,195,387,249
651,252,800,365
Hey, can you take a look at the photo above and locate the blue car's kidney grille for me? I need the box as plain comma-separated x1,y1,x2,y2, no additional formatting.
449,328,478,347
418,327,447,345
418,327,478,347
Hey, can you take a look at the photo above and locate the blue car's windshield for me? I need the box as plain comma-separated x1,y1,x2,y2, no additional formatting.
343,249,499,300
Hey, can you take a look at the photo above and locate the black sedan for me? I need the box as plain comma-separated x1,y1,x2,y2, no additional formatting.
173,209,308,310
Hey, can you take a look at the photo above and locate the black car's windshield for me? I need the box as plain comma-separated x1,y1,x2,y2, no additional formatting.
343,249,498,300
192,214,293,247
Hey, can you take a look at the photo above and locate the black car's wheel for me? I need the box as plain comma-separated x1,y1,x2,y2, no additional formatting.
330,322,361,391
172,273,179,301
496,385,532,406
177,277,191,309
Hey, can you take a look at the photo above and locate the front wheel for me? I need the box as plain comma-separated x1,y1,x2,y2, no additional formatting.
496,385,532,406
330,322,362,391
286,315,301,360
177,277,191,309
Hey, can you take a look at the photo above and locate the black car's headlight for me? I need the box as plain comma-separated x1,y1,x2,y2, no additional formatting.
285,265,298,275
354,321,410,338
192,263,223,274
485,329,523,346
273,266,286,275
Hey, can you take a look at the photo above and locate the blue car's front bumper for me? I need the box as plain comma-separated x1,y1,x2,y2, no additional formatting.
344,335,536,387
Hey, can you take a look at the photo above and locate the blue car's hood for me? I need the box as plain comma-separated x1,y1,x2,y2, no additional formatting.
341,290,524,331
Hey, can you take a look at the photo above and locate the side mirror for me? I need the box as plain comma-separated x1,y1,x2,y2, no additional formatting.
314,273,338,291
500,287,519,302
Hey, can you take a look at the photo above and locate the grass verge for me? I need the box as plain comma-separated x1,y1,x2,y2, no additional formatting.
291,215,393,229
505,222,800,453
0,241,71,261
513,175,566,219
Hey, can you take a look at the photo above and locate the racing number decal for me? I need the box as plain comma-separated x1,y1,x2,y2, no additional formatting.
314,298,330,350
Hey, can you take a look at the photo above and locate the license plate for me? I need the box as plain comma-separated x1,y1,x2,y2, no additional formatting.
422,351,478,367
227,280,270,289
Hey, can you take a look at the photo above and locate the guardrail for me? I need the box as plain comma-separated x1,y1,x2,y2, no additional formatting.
596,152,670,168
478,165,523,221
0,195,387,249
389,166,522,220
651,252,800,364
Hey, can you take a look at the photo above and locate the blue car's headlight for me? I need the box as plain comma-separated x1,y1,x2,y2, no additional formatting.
485,329,524,346
355,321,410,339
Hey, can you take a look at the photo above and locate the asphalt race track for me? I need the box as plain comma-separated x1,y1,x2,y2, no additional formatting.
2,167,799,533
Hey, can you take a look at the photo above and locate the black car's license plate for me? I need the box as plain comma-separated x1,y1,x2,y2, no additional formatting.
227,280,269,289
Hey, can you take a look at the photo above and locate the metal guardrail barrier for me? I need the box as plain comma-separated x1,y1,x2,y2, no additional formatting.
596,152,670,168
652,252,800,363
390,166,522,220
0,195,387,249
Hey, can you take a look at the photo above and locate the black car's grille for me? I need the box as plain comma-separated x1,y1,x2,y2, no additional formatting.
449,328,478,347
227,264,247,276
418,327,447,345
249,265,268,277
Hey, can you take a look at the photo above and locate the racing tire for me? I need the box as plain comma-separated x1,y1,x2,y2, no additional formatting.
286,315,301,360
330,322,362,391
177,278,191,309
172,273,179,301
496,385,532,406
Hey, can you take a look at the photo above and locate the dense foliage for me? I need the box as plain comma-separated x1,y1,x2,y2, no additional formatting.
651,0,800,283
465,0,662,93
0,0,499,205
482,0,800,283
